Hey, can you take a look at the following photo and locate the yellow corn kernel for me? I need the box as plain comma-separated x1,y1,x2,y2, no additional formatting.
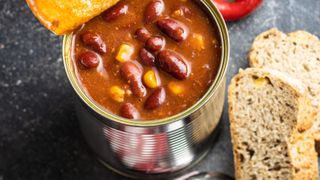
143,70,160,89
168,82,184,95
254,77,269,87
172,9,183,18
192,33,205,51
116,44,134,63
110,86,125,102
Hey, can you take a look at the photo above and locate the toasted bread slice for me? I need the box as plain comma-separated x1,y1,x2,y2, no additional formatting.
228,68,318,180
249,28,320,145
26,0,119,35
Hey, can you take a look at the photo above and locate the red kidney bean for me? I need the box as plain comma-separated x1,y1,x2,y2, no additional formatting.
135,28,152,42
145,36,165,52
120,103,140,119
79,51,100,68
80,32,107,54
144,87,166,110
144,0,165,24
157,18,189,42
139,48,155,66
102,3,129,22
156,50,189,80
121,62,147,97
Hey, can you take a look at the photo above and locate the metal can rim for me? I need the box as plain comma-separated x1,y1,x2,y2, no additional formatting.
62,0,230,127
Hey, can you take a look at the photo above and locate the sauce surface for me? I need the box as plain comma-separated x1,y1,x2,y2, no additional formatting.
72,0,221,120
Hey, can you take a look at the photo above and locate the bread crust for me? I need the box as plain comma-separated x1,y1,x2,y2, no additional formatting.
228,68,318,180
248,28,320,152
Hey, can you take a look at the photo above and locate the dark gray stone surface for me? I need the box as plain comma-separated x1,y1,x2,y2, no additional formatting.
0,0,319,179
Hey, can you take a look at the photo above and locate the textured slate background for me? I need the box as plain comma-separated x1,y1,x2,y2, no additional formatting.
0,0,320,179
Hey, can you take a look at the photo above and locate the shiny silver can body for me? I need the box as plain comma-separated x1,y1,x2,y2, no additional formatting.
63,0,229,178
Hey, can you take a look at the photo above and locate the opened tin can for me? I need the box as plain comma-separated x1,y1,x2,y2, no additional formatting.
63,0,229,178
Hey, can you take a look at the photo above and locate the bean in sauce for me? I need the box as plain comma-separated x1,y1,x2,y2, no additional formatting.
72,0,221,120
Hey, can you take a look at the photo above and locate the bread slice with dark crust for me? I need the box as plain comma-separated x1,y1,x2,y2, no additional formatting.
249,28,320,151
228,68,318,180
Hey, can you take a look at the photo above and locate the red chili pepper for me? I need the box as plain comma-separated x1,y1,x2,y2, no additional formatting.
213,0,263,21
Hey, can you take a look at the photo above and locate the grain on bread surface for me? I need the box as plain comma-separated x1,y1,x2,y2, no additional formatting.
249,28,320,141
228,68,318,180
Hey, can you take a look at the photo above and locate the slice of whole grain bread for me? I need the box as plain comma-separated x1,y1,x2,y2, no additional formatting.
249,28,320,147
228,68,318,180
